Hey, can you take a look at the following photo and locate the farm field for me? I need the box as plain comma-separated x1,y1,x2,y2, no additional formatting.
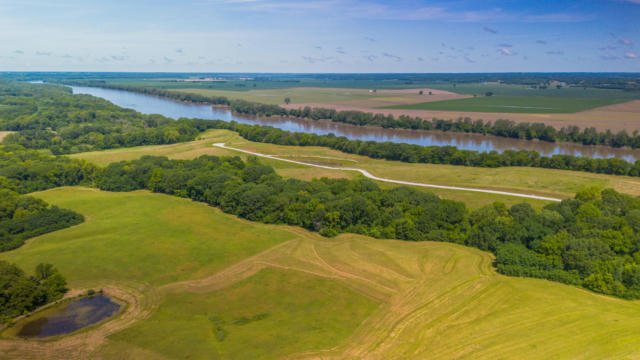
383,95,627,113
69,129,640,209
283,99,640,132
1,187,640,359
166,86,466,106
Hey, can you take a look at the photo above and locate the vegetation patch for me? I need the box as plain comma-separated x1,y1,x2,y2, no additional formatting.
107,268,379,359
0,262,67,323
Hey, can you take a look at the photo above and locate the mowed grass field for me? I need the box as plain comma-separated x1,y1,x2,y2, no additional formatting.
384,95,627,113
69,129,640,209
1,187,640,359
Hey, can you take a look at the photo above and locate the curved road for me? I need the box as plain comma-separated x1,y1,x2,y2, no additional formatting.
213,143,562,202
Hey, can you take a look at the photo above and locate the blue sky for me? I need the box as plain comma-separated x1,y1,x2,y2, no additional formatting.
0,0,638,72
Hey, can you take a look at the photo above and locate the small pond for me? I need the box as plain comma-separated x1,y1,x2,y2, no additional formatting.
17,295,121,338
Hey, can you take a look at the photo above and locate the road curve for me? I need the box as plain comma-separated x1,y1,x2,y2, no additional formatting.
213,143,562,202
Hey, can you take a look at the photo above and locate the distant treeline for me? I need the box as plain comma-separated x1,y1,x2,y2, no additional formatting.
0,262,68,322
59,80,640,149
13,72,640,91
97,154,640,299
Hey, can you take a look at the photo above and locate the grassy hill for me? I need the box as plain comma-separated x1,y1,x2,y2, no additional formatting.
1,187,640,359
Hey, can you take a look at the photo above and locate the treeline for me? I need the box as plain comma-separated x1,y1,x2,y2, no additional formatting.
0,262,67,322
0,145,98,193
0,145,87,251
0,81,206,154
60,81,640,148
0,188,84,252
96,154,640,298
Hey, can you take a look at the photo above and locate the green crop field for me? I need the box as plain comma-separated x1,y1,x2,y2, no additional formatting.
1,187,640,359
384,95,629,113
68,129,640,209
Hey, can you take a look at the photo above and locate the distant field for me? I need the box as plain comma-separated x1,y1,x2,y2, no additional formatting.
100,78,640,130
1,187,640,359
384,95,629,113
165,87,464,106
69,129,640,209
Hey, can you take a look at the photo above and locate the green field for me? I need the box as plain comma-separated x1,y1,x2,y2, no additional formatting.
105,269,379,360
384,95,628,113
0,187,295,286
69,129,640,209
167,87,391,105
1,187,640,359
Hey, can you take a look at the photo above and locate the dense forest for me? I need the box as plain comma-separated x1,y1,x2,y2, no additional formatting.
58,80,640,148
0,81,204,154
0,262,67,322
96,154,640,299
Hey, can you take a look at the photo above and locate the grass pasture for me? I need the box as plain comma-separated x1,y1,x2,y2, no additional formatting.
0,187,295,286
0,187,640,359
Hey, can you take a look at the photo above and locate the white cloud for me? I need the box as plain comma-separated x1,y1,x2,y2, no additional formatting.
625,52,638,59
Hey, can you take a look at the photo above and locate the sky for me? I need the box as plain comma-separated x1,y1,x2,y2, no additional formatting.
0,0,639,73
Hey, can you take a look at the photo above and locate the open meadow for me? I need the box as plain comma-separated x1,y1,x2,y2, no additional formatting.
69,129,640,209
0,187,639,359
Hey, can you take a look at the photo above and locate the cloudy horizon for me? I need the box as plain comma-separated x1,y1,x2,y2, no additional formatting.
0,0,638,72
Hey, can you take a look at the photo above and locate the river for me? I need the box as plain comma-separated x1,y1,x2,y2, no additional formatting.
69,85,640,162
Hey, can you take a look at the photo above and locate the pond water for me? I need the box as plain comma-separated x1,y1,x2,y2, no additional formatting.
17,295,121,338
69,85,640,162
